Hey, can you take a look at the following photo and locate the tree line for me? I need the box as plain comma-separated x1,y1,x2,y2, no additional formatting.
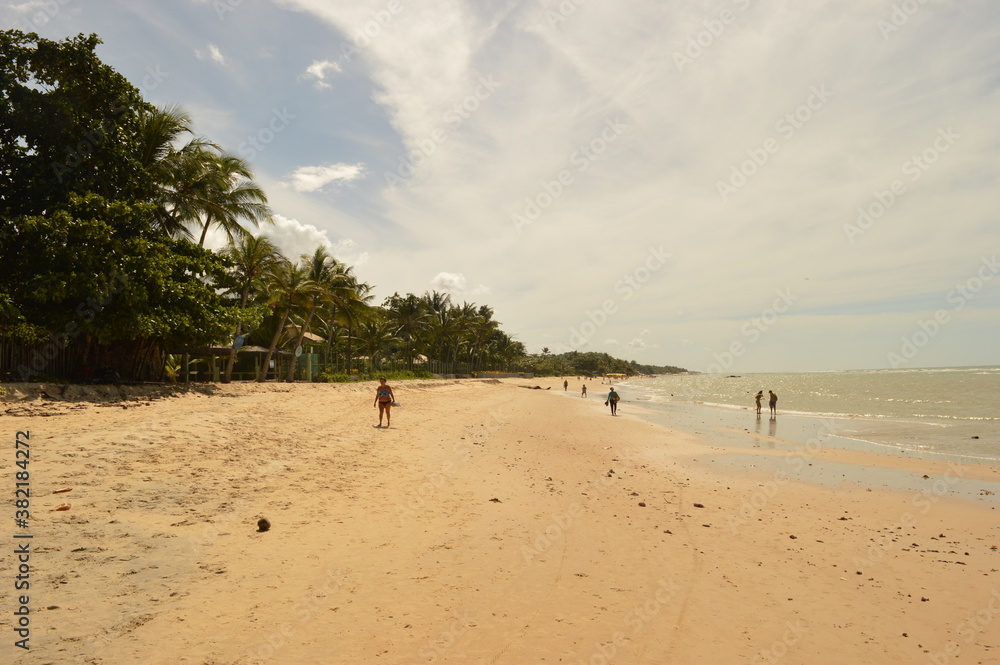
0,31,526,382
0,30,683,383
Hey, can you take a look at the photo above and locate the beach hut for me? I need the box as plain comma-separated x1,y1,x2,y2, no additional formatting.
173,345,293,382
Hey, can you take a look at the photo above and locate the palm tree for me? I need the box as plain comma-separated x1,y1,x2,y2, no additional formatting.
421,291,454,372
257,261,315,382
194,152,273,247
218,234,284,383
137,105,273,246
468,305,499,372
137,104,216,238
357,315,397,373
282,247,346,381
384,293,431,370
451,302,479,374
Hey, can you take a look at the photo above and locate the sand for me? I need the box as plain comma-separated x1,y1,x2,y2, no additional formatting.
2,377,999,664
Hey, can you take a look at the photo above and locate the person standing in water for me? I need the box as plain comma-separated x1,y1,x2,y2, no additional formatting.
755,391,763,415
768,390,777,416
606,387,620,415
374,377,396,427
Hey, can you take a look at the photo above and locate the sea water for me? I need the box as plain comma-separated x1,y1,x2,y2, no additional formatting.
615,366,1000,462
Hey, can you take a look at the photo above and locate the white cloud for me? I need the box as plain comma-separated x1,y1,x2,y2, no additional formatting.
287,163,365,193
195,43,227,65
258,215,365,265
302,59,342,89
430,272,490,298
430,272,466,293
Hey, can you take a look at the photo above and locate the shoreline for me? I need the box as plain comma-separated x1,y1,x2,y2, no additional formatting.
616,370,1000,463
2,378,999,663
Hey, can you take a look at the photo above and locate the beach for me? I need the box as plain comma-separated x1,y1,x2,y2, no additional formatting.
3,378,1000,664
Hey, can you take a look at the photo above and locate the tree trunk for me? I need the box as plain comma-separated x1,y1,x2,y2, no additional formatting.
345,323,353,375
257,308,289,382
223,284,252,383
284,306,317,382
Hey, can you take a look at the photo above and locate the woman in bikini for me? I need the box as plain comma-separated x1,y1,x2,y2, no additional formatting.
374,377,396,427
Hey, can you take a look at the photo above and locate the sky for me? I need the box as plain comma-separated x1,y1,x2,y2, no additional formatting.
4,0,999,373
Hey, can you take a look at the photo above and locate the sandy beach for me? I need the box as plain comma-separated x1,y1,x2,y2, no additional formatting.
3,378,999,664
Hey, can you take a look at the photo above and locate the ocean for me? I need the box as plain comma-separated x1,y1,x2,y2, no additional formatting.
614,366,1000,463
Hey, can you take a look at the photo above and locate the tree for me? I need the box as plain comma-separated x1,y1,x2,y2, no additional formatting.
256,261,314,382
1,30,149,216
383,293,431,370
0,194,239,379
194,152,273,246
283,247,345,381
356,315,397,373
218,234,284,383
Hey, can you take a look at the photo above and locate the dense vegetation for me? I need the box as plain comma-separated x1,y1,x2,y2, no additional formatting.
0,30,684,383
517,351,685,378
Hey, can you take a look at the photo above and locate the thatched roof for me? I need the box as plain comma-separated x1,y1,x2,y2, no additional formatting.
176,345,291,357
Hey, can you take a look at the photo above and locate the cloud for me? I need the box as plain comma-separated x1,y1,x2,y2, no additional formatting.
302,59,342,89
627,329,658,350
195,43,227,65
287,163,365,193
430,272,490,298
259,215,368,266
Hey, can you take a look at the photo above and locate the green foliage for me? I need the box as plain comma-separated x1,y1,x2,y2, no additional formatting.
0,30,150,216
0,194,238,348
318,369,435,383
518,351,686,377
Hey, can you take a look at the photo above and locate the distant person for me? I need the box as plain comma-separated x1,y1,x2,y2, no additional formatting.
755,391,763,415
768,390,777,416
606,387,620,415
582,384,587,398
563,379,568,391
374,377,396,427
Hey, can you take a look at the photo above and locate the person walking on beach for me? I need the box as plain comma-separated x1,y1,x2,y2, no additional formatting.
582,384,587,398
606,387,620,415
755,391,763,415
563,379,568,391
768,390,777,416
374,377,395,427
